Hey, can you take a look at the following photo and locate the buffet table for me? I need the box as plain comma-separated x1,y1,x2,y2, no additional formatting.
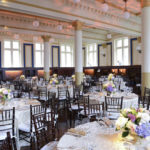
57,121,150,150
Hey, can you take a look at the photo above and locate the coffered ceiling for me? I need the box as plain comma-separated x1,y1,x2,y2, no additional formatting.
0,0,142,43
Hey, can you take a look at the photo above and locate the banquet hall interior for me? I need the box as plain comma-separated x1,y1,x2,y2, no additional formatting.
0,0,150,150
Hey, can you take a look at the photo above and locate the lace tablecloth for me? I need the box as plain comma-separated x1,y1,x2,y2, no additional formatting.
0,98,40,149
47,84,73,97
84,92,138,109
57,121,150,150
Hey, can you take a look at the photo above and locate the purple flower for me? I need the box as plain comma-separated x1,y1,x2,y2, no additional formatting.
3,90,8,95
107,85,113,92
128,114,136,122
135,123,150,138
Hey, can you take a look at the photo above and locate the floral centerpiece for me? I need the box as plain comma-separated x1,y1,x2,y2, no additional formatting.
116,108,150,140
103,81,115,96
49,78,59,85
20,75,25,80
53,74,57,78
0,88,12,105
108,73,114,81
72,75,75,81
32,76,38,81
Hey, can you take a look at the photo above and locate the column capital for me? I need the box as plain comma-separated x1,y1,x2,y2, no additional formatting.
72,20,84,30
41,35,51,42
141,0,150,8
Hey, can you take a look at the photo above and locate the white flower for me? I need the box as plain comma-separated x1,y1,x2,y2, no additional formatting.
138,113,150,125
126,120,137,134
116,117,128,130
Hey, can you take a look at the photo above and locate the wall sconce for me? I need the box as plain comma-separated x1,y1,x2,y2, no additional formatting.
136,37,141,53
100,51,106,57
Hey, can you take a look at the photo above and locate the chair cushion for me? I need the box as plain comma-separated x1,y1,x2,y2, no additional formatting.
18,122,35,133
0,130,12,141
71,105,83,110
40,141,58,150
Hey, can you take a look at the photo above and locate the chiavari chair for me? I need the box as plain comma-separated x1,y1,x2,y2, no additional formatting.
19,104,47,150
105,96,123,120
57,86,68,101
138,96,150,110
0,107,15,141
0,132,17,150
33,112,57,150
144,87,150,97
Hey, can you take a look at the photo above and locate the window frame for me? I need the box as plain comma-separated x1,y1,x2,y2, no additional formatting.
34,42,44,68
86,43,98,67
2,39,22,68
60,44,73,67
114,37,129,66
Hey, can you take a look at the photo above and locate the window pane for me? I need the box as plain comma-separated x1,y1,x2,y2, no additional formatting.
89,45,93,51
42,44,44,50
116,48,122,65
93,53,97,66
61,53,65,67
4,41,11,49
4,50,11,67
124,38,128,47
117,40,122,47
61,46,65,52
66,46,71,52
35,43,41,51
13,51,19,67
13,41,19,49
123,48,129,65
66,53,71,67
94,44,96,50
35,52,41,67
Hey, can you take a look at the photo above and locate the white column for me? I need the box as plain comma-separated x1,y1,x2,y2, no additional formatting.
141,0,150,94
73,20,83,85
42,36,51,81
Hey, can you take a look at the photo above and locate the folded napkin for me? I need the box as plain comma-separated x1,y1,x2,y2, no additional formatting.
103,117,113,127
68,128,86,136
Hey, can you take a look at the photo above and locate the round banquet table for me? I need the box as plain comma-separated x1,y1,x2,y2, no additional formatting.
38,84,74,97
84,92,138,109
57,121,150,150
0,98,40,149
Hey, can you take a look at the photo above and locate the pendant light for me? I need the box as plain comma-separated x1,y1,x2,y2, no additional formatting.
123,0,130,19
101,0,109,12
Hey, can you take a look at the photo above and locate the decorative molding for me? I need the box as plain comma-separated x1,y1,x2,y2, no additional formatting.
72,20,84,30
41,35,51,42
0,0,141,36
141,0,150,8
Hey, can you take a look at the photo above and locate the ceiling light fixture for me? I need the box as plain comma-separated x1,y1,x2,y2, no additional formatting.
33,20,39,27
107,33,112,39
101,0,109,12
57,22,63,31
123,0,130,19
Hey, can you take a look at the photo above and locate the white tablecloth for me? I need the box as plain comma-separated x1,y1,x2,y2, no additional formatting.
84,92,138,109
0,98,40,149
57,121,150,150
47,84,73,97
